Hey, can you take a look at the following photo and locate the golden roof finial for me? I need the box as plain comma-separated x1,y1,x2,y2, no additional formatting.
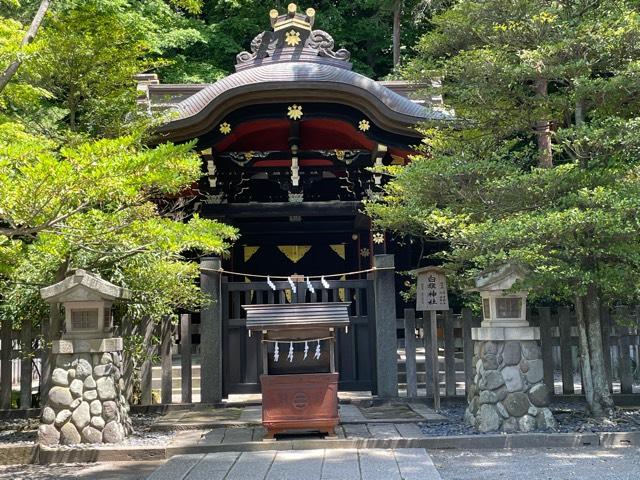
269,8,279,26
269,4,315,31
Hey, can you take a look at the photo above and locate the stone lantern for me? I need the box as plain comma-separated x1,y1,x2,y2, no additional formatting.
464,264,556,433
38,270,133,445
40,269,126,342
475,264,531,333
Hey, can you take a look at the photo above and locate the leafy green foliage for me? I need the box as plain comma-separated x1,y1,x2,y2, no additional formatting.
0,0,239,341
0,122,238,328
369,0,640,306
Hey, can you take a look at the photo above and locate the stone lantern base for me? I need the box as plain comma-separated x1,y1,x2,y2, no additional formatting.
38,338,133,445
465,328,556,433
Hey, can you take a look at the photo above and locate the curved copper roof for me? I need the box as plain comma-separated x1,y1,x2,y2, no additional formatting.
155,62,452,143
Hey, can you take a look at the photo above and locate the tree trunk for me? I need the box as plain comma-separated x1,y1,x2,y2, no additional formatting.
0,0,52,95
575,295,595,413
534,76,553,168
392,0,402,67
585,284,615,416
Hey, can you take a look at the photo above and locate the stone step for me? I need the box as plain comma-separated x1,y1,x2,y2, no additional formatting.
398,371,466,383
151,377,201,389
397,358,465,369
151,363,200,377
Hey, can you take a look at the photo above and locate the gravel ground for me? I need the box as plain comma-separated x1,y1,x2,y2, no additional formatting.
0,414,175,448
432,447,640,480
421,399,640,436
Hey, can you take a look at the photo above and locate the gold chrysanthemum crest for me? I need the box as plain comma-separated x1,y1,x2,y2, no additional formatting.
287,104,303,120
285,29,301,46
358,119,370,132
372,232,385,244
219,122,231,134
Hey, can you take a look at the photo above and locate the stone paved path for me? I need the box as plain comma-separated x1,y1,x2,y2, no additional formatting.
432,447,640,480
154,403,445,431
170,420,437,447
146,448,442,480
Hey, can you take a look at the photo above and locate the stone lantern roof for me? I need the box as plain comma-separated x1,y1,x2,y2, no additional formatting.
472,264,527,292
40,269,130,303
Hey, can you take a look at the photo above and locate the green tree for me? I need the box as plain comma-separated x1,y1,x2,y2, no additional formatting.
0,0,239,405
1,0,207,135
368,0,640,416
0,120,237,326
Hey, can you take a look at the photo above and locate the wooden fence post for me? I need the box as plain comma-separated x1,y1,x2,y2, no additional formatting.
0,320,11,409
121,317,134,403
20,321,32,409
558,307,574,394
40,309,51,402
462,308,474,397
538,307,555,396
403,308,417,398
600,306,613,392
617,306,633,394
372,254,398,398
430,311,440,409
363,276,378,395
180,314,192,404
422,315,433,397
443,309,456,397
140,317,155,406
200,256,223,404
160,318,173,404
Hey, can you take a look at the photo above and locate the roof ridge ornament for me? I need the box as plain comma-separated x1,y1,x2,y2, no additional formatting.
235,3,351,71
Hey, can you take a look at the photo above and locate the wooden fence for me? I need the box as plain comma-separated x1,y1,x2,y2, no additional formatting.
0,320,41,410
399,306,640,399
1,306,639,410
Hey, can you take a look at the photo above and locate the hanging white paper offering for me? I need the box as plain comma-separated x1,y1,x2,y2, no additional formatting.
287,341,294,362
314,340,321,359
288,276,297,293
321,276,330,289
306,277,315,294
274,341,279,362
304,341,309,359
267,276,276,291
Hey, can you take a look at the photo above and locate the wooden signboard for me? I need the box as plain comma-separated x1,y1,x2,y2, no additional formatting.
412,266,448,410
415,266,449,311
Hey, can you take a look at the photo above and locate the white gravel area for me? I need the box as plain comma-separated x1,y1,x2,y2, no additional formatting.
0,414,176,449
0,460,163,479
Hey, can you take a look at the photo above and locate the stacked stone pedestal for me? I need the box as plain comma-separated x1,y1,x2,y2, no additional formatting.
38,338,132,445
465,336,556,433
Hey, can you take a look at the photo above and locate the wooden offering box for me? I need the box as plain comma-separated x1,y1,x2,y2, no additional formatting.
243,303,350,439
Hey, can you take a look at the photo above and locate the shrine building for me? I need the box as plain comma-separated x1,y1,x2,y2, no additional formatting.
138,3,451,400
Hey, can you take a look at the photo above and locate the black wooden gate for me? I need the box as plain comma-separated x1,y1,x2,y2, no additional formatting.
222,278,376,395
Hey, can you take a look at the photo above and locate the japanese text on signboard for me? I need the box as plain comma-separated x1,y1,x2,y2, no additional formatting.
416,269,449,311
